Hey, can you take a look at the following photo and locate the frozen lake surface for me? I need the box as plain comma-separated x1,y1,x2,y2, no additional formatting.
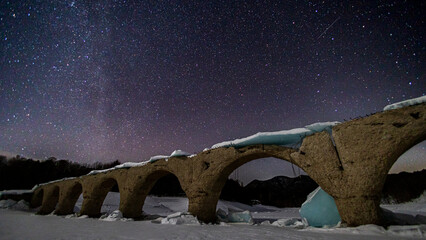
1,192,425,239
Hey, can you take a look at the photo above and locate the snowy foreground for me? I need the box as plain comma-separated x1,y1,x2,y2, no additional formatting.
1,193,426,240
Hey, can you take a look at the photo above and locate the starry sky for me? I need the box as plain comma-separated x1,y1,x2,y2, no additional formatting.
0,1,425,183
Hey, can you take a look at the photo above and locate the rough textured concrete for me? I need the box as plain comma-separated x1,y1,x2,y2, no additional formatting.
291,103,426,226
30,103,426,226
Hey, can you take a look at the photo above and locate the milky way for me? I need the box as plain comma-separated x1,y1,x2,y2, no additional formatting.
1,0,425,174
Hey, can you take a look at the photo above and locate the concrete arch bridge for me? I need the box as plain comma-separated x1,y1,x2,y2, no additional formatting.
31,103,426,226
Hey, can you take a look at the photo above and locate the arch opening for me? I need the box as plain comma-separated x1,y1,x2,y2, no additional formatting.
221,157,317,208
383,140,426,204
187,151,321,224
79,177,121,217
59,182,83,215
140,171,189,218
379,140,426,225
98,178,120,215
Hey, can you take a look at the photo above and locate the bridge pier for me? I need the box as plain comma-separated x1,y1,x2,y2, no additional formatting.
55,183,82,215
187,190,221,223
79,177,121,217
80,195,105,217
119,190,147,219
30,188,43,208
38,186,59,215
291,131,397,226
335,196,382,226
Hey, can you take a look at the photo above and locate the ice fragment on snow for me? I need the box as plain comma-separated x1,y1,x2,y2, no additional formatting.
159,212,200,225
0,199,29,210
0,199,18,208
217,208,253,224
299,187,341,227
10,200,29,211
227,210,253,224
100,210,133,222
387,225,426,238
272,218,306,228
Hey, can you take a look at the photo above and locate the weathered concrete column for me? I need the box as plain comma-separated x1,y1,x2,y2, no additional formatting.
30,188,44,208
334,196,382,226
79,195,105,217
79,179,115,217
38,186,59,215
187,188,221,223
118,181,152,219
119,193,145,218
55,183,82,215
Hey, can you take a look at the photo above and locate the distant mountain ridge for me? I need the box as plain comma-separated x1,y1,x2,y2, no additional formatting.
242,175,318,207
220,169,426,207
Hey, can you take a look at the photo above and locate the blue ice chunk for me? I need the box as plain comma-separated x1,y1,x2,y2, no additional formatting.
299,187,341,227
227,210,254,224
217,209,253,224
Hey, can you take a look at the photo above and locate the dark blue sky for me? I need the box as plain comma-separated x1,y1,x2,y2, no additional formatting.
0,1,424,177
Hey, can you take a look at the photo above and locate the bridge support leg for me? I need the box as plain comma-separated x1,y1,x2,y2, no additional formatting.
55,198,75,215
188,191,220,223
291,131,387,227
55,191,81,215
119,192,145,219
79,196,104,217
334,196,382,226
38,187,59,215
30,189,43,208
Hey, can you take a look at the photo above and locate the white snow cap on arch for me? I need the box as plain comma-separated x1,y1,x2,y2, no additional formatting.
210,121,340,149
87,150,192,175
383,95,426,111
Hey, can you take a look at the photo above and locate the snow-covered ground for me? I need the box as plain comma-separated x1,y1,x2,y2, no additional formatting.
1,192,425,239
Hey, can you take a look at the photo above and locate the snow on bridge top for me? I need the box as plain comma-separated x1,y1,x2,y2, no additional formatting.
384,95,426,111
210,121,340,149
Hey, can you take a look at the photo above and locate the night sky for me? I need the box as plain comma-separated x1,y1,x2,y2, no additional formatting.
1,1,425,183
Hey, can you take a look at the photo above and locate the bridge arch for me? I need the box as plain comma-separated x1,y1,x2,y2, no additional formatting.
187,145,301,222
211,151,301,197
120,169,189,219
80,177,121,217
